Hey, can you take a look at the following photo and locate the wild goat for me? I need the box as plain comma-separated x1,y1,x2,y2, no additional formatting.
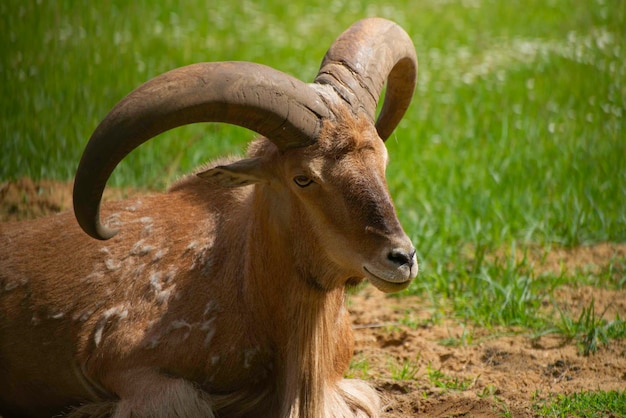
0,17,418,418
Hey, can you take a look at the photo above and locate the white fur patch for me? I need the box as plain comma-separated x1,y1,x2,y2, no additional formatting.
82,271,104,284
103,213,123,228
201,318,216,347
168,320,193,340
93,305,128,347
152,248,167,263
131,239,154,256
3,277,27,291
49,311,65,319
185,230,216,271
148,267,177,304
100,247,122,271
104,258,122,271
243,347,260,369
124,199,142,212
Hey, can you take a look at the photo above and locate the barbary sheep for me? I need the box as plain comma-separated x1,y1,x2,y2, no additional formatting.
0,17,418,418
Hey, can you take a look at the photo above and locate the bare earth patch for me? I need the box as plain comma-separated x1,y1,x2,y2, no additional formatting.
349,287,625,417
2,179,625,417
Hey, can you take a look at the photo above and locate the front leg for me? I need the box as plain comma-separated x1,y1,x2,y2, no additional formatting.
327,305,381,417
278,332,381,418
327,379,381,418
68,368,215,418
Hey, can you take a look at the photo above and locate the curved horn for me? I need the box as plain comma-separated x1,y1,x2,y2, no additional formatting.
314,17,418,140
73,61,329,240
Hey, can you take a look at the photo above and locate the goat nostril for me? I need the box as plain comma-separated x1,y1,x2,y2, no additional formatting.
387,248,415,267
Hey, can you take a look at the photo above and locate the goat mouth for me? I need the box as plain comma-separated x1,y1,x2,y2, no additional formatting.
363,266,412,293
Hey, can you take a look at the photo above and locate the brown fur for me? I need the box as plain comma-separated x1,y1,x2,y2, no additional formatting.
0,107,416,417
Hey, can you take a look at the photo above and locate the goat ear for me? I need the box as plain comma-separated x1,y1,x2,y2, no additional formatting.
197,157,268,188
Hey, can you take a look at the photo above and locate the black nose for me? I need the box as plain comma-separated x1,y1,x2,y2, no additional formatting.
387,248,416,267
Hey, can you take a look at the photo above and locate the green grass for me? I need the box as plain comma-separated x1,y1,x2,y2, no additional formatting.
533,390,626,418
2,0,625,411
389,356,421,381
346,354,372,380
425,364,474,392
2,0,624,243
550,299,626,356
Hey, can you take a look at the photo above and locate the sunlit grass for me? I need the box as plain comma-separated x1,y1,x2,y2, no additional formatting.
425,364,474,392
389,356,421,381
533,390,626,418
2,0,624,247
549,299,626,356
346,354,373,380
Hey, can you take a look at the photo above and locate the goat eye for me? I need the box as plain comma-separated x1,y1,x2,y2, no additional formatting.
293,175,313,188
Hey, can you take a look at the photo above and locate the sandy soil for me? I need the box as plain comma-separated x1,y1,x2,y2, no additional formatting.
2,178,625,417
350,286,625,417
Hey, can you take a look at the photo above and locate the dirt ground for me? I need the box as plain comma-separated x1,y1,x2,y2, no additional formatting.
2,178,625,417
350,287,625,417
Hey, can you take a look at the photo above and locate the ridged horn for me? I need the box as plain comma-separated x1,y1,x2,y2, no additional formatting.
73,61,329,240
314,17,418,140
